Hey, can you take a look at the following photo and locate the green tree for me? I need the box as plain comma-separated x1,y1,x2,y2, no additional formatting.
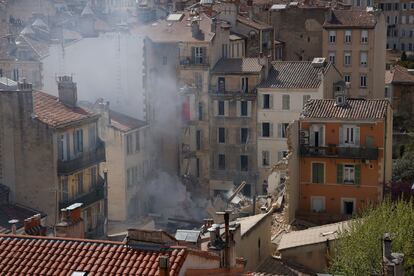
329,200,414,275
393,152,414,182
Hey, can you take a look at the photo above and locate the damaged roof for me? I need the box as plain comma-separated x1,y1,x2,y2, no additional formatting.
236,15,272,30
385,65,414,85
33,91,98,128
324,9,377,29
259,61,332,89
301,99,390,120
212,58,264,74
109,110,147,132
175,230,201,243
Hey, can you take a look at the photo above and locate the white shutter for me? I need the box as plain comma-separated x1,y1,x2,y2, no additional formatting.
277,123,281,138
224,101,229,116
339,126,344,145
355,126,360,145
236,101,241,117
214,100,218,116
269,95,274,109
247,101,252,117
270,123,274,138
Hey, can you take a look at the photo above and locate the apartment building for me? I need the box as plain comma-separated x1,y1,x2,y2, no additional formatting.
209,57,267,197
377,0,414,52
142,11,232,193
295,96,392,224
257,59,342,194
322,9,386,98
92,101,154,222
0,77,106,237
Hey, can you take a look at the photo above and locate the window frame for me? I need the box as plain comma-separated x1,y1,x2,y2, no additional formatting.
311,162,325,184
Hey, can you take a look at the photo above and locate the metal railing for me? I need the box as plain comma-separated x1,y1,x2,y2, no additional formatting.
58,140,106,175
59,177,105,210
300,145,378,160
179,57,209,67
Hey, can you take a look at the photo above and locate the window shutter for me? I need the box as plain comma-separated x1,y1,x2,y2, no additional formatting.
339,126,344,145
213,100,218,116
337,164,343,184
270,123,274,137
258,123,262,137
236,101,241,117
73,131,77,154
355,127,360,145
191,47,196,63
269,94,273,109
355,165,361,184
312,164,317,183
259,94,264,109
224,101,229,116
66,133,70,159
247,101,252,117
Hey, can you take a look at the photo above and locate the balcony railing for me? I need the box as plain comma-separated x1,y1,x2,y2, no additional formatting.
179,57,209,68
300,145,378,160
58,140,106,175
209,85,256,99
59,177,105,210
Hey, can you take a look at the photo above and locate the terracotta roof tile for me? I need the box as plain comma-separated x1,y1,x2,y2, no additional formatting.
33,91,98,128
212,58,264,74
0,235,188,275
386,65,414,84
301,99,390,120
324,9,377,28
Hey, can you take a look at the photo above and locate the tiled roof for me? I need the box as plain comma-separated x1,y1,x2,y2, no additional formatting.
301,99,390,120
110,110,147,132
385,65,414,84
212,58,263,74
278,221,349,251
133,12,215,43
253,256,312,275
259,61,331,89
0,234,187,275
33,91,98,128
323,9,376,28
19,35,50,58
236,15,272,30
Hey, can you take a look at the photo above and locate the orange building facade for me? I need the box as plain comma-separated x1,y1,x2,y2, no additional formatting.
296,98,393,223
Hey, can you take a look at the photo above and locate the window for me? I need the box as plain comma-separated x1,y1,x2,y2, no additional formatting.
218,100,225,116
303,95,311,107
401,43,405,51
329,52,336,64
342,198,356,215
61,176,68,201
240,128,249,144
344,52,351,66
403,3,407,10
312,163,324,183
345,30,352,43
360,51,367,66
240,101,248,116
329,31,336,43
337,164,361,184
58,134,69,161
341,125,360,145
77,172,84,195
217,77,225,93
278,123,289,138
0,69,2,77
74,129,84,154
311,196,325,212
90,167,97,187
262,151,270,166
127,166,138,187
261,122,272,137
218,154,226,170
355,0,360,6
344,75,351,83
263,94,271,109
360,74,367,88
222,44,228,58
89,125,97,149
194,72,203,89
240,155,248,171
409,43,413,51
282,95,290,110
126,133,133,155
218,127,225,143
361,30,368,43
193,47,205,64
241,77,248,93
402,15,406,24
198,103,203,120
12,69,19,81
135,131,140,152
394,3,399,10
196,130,201,150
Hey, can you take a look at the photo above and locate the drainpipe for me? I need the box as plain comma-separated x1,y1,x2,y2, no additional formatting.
103,169,108,236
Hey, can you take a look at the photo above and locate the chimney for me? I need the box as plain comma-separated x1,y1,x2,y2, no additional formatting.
57,75,77,108
8,219,18,234
18,79,33,91
211,17,216,33
191,19,200,38
55,203,85,238
158,255,169,276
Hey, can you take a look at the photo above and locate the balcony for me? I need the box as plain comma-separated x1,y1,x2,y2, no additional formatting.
58,140,106,175
179,57,209,68
300,145,378,160
59,177,105,210
209,85,256,100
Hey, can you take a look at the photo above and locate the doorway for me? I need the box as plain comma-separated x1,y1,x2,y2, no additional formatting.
342,198,355,215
